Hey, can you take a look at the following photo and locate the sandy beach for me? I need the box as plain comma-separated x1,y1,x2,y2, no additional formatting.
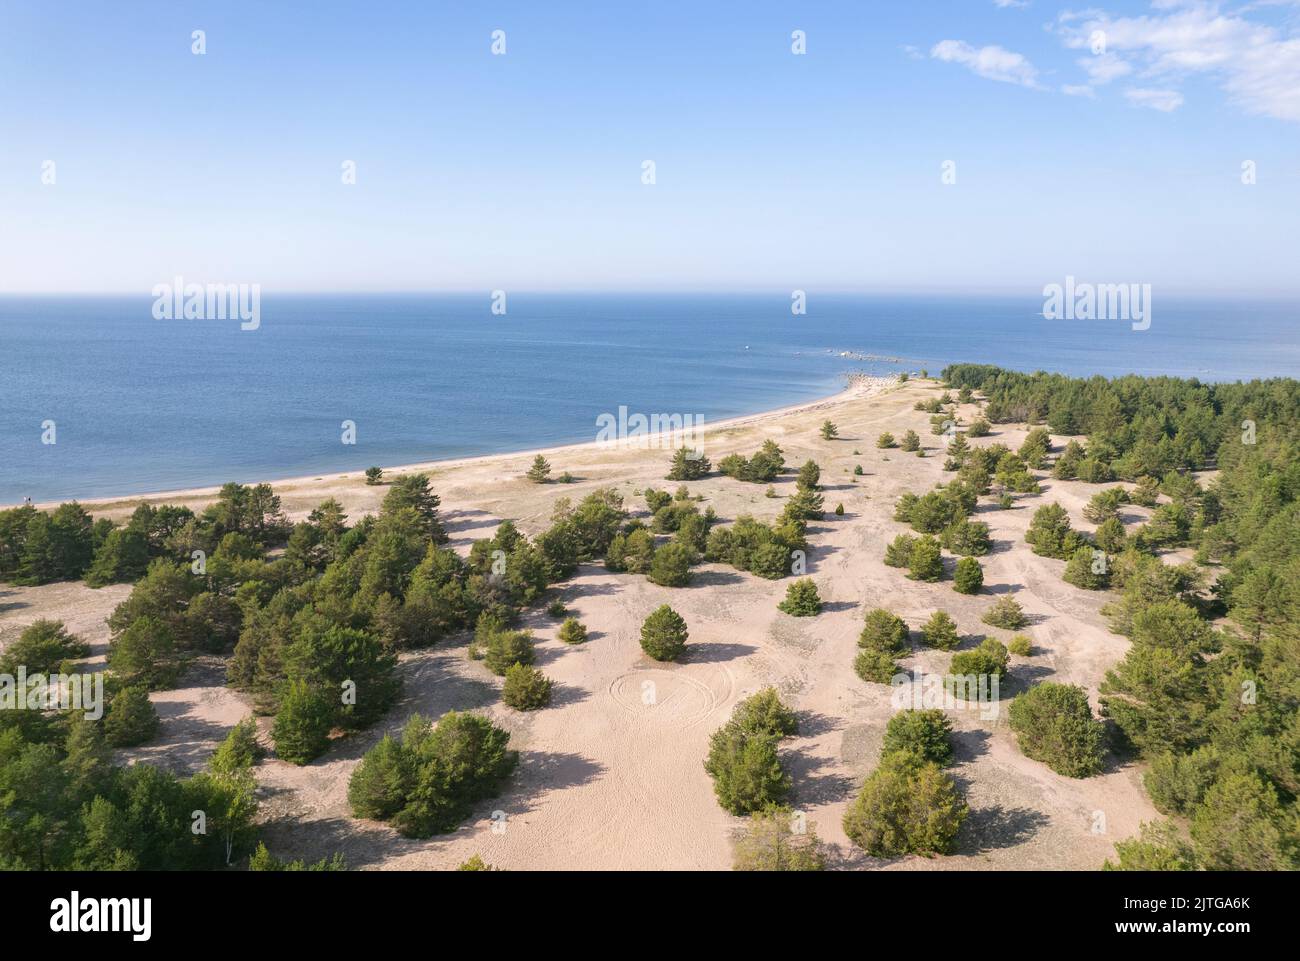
22,376,881,515
0,375,1156,870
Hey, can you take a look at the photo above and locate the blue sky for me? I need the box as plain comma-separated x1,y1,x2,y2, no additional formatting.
1,0,1297,294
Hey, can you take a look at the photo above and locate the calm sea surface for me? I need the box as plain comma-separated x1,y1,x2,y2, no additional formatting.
2,293,1297,503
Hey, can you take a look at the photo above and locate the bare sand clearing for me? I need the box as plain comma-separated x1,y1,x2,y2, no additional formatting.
0,378,1157,870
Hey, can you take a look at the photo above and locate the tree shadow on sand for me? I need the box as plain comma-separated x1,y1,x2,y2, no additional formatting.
0,589,30,614
950,727,992,763
685,568,747,588
555,579,626,599
955,804,1051,854
782,745,855,806
441,509,501,544
687,641,756,664
795,710,843,738
514,750,606,796
803,545,841,574
120,710,239,776
253,814,421,870
819,600,859,614
1001,664,1055,696
546,681,591,708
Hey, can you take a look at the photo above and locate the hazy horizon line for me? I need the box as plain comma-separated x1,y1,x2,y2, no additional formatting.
3,286,1300,301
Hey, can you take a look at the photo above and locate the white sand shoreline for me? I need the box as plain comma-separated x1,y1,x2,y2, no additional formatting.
23,375,897,512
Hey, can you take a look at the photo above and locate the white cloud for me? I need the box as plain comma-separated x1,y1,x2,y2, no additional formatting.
1057,2,1300,122
993,0,1030,8
1125,87,1186,111
1062,83,1097,96
930,40,1041,87
1078,51,1133,83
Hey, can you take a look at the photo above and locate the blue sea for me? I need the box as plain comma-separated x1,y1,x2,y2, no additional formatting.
2,293,1298,504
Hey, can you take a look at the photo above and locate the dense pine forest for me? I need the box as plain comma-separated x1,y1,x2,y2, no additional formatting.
944,365,1300,869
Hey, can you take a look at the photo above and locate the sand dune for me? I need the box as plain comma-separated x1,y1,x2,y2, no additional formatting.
0,377,1156,870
